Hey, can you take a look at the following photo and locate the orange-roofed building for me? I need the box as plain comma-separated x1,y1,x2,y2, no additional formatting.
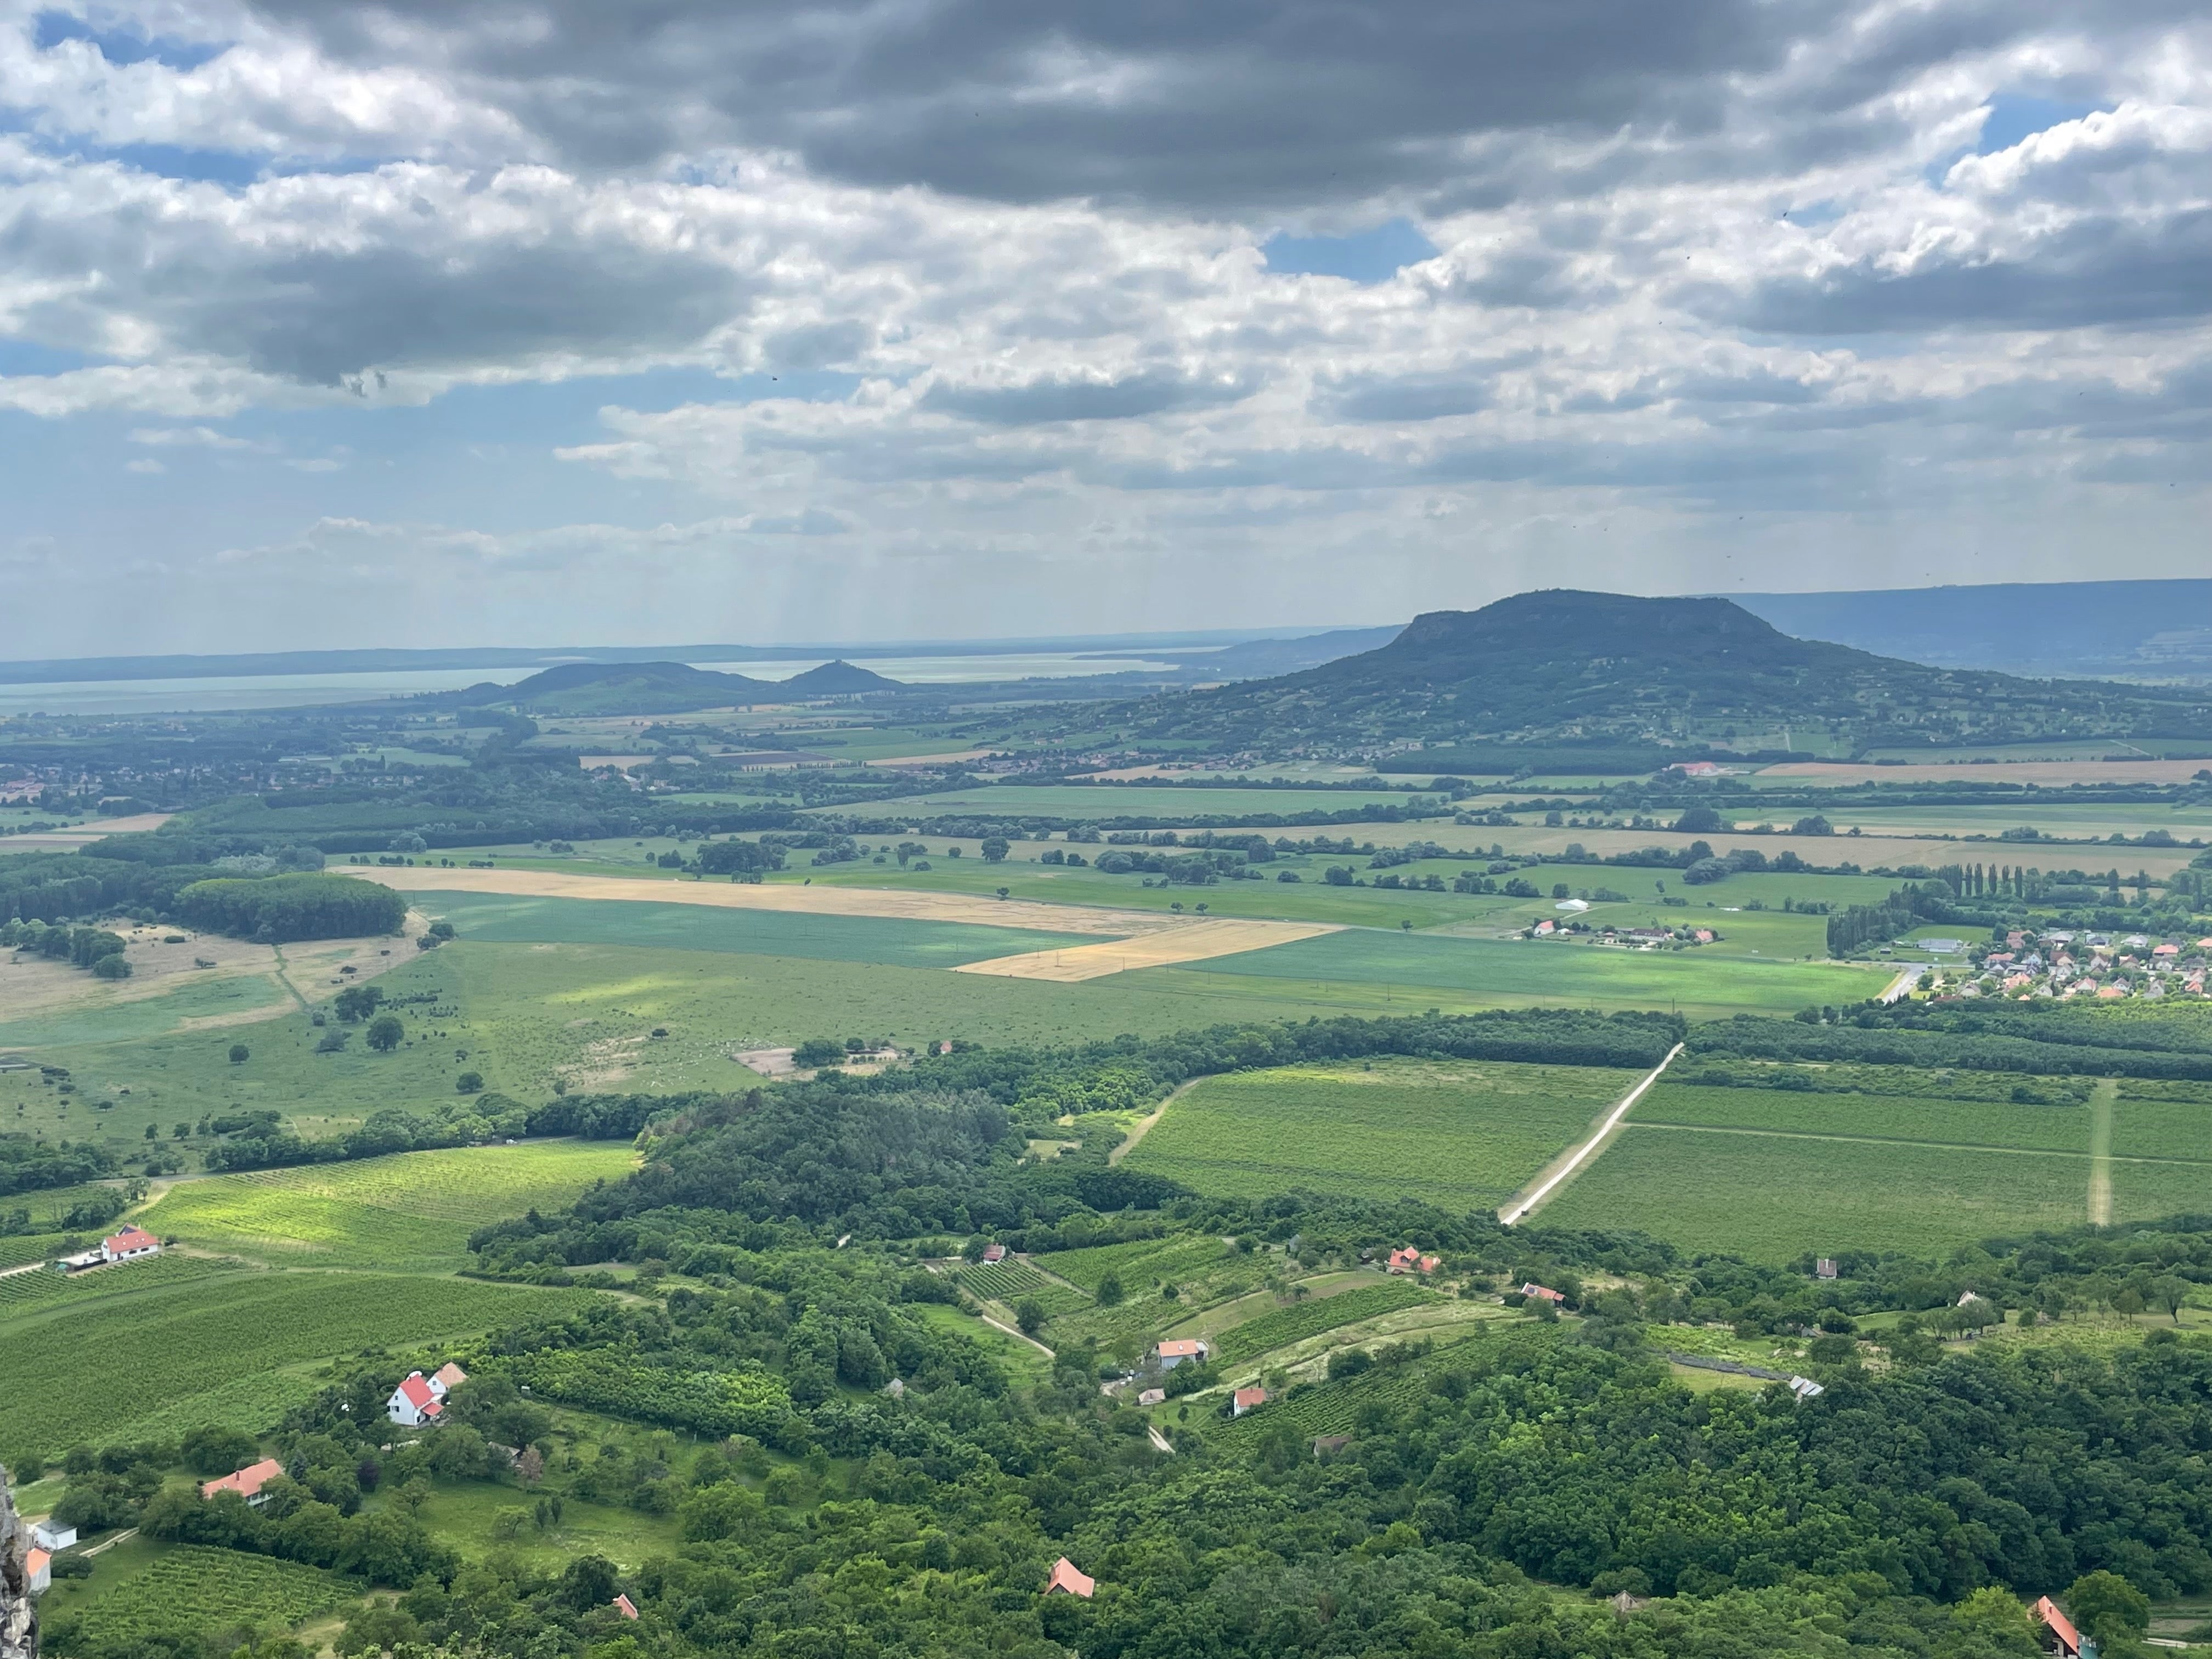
1232,1386,1269,1417
430,1361,467,1397
1521,1282,1566,1302
1155,1338,1209,1368
613,1595,640,1620
2032,1597,2081,1657
27,1548,50,1594
1046,1557,1094,1597
201,1457,285,1505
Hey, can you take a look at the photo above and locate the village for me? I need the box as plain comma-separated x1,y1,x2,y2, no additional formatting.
1937,929,2212,1002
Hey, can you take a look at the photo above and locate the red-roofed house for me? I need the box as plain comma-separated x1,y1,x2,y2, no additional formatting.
1045,1558,1095,1598
388,1371,445,1427
1387,1246,1440,1275
201,1457,285,1505
101,1226,160,1263
613,1595,640,1620
430,1362,467,1397
980,1243,1007,1263
27,1548,49,1595
1155,1338,1209,1369
2033,1597,2081,1658
1520,1283,1566,1303
1232,1386,1268,1417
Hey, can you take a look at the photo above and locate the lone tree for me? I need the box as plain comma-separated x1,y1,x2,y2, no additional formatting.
228,1043,250,1064
365,1013,404,1053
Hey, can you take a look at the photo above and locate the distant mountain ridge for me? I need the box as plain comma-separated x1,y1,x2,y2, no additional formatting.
1730,579,2212,681
1128,589,2212,756
443,658,903,715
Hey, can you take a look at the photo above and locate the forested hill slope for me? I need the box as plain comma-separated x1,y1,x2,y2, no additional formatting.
442,661,775,715
1127,589,2212,757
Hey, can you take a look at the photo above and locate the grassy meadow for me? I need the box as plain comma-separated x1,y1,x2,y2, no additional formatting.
1121,1057,1642,1211
146,1141,639,1269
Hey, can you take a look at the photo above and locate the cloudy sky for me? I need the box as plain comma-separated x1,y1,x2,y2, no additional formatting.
3,0,2209,656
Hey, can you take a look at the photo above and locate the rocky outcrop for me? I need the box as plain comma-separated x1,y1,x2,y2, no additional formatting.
0,1466,35,1659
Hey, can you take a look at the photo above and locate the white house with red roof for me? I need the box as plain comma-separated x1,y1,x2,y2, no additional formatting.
1232,1386,1269,1417
1387,1246,1440,1274
1154,1338,1209,1369
2033,1597,2081,1658
26,1548,49,1595
101,1226,160,1263
201,1458,285,1505
388,1371,445,1427
1520,1282,1567,1303
979,1243,1007,1263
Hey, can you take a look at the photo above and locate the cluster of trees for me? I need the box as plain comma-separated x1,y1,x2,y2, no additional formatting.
0,1132,118,1198
0,919,132,977
202,1098,529,1172
175,873,407,942
1692,1001,2212,1080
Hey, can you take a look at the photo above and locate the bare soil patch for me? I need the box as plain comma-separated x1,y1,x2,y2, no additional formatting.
343,865,1185,936
0,811,173,853
951,918,1340,981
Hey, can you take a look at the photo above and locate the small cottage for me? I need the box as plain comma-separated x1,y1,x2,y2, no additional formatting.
1232,1386,1268,1417
1046,1558,1095,1598
201,1458,286,1505
388,1371,445,1427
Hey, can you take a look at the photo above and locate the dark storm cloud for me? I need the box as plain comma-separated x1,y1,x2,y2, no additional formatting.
245,0,1826,206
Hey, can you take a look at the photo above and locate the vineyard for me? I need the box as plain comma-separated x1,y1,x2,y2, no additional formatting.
41,1545,351,1651
0,1272,601,1459
1211,1280,1432,1366
1633,1082,2095,1154
1210,1328,1500,1446
147,1141,639,1269
0,1231,67,1270
1122,1058,1640,1211
1036,1234,1235,1293
0,1250,242,1315
497,1351,791,1438
956,1260,1089,1317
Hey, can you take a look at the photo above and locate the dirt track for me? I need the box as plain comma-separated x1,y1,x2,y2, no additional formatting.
951,919,1339,981
341,865,1188,938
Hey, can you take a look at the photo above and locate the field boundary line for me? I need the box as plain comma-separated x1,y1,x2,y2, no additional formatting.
1108,1078,1202,1166
2089,1080,2115,1226
1500,1042,1683,1226
1619,1118,2212,1167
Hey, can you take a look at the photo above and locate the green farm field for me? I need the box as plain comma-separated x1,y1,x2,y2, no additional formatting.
146,1141,639,1269
786,855,1528,930
2112,1092,2212,1162
1122,1057,1643,1210
804,783,1437,817
0,1272,601,1460
1537,1127,2101,1258
403,888,1100,964
1633,1082,2098,1153
0,967,290,1049
1153,928,1893,1018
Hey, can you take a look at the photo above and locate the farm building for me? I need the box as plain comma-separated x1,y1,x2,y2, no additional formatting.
388,1372,445,1427
29,1522,74,1552
101,1227,161,1263
1045,1558,1095,1598
1815,1258,1839,1279
1520,1283,1566,1303
1232,1386,1269,1417
201,1458,285,1504
2032,1597,2083,1658
1387,1246,1440,1274
1155,1338,1210,1369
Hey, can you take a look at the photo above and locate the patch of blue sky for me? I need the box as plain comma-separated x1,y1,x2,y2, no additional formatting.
32,10,225,71
1263,218,1438,284
0,339,112,376
1978,93,2104,155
